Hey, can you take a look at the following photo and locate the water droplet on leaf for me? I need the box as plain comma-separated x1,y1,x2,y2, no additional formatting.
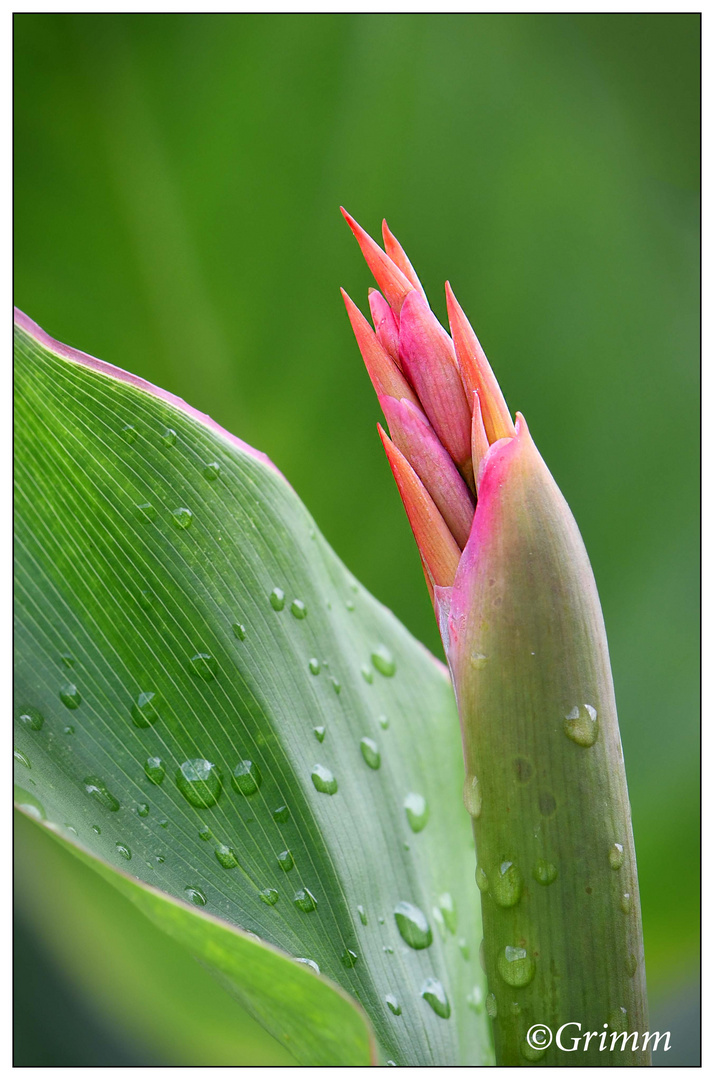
498,945,535,987
386,994,401,1015
371,645,396,677
215,844,239,869
293,888,317,912
185,886,207,906
270,588,285,611
131,691,159,728
462,774,482,818
176,759,222,807
421,978,450,1019
136,502,157,522
84,777,120,812
145,756,165,785
273,805,289,823
203,461,221,481
17,706,44,731
394,901,432,950
491,861,523,907
341,948,358,968
311,764,337,795
404,792,429,833
609,843,624,870
313,726,325,743
171,507,193,529
232,760,262,795
308,658,320,675
290,599,307,619
564,704,599,747
59,684,81,709
277,849,294,872
532,859,558,885
233,623,247,640
260,888,279,905
360,737,380,770
116,842,132,860
189,653,217,680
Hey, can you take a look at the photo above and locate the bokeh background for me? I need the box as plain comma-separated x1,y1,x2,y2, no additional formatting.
14,12,699,1066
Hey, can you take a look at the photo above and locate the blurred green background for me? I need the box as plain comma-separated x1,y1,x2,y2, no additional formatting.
14,12,699,1066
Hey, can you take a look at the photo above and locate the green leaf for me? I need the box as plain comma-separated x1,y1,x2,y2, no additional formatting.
13,312,491,1066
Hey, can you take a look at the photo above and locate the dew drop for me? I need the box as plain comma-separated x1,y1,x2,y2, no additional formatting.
485,993,498,1019
232,760,262,795
137,803,149,818
330,677,341,694
467,986,483,1013
491,861,523,907
176,759,222,807
620,892,632,915
233,623,247,640
404,792,429,833
189,653,217,680
203,461,221,481
421,978,450,1019
14,749,31,769
386,994,401,1015
394,901,432,950
609,843,625,870
532,859,558,885
290,599,307,619
131,691,159,728
17,706,44,731
360,737,380,770
269,588,285,611
564,703,599,747
144,756,165,785
273,805,289,823
158,818,169,828
462,774,482,818
295,957,319,973
84,777,120,812
311,764,337,795
497,945,535,987
59,684,81,709
293,888,317,912
313,726,325,743
361,664,374,684
308,658,320,676
136,502,157,523
161,427,177,446
215,844,239,869
383,945,393,954
357,905,368,925
171,507,193,529
277,849,294,872
470,652,489,669
341,948,358,968
371,645,396,677
60,653,75,668
63,725,75,735
116,842,132,860
198,826,212,841
185,886,207,907
121,424,136,444
378,714,389,730
475,866,489,893
260,888,279,906
387,1061,397,1067
438,893,457,934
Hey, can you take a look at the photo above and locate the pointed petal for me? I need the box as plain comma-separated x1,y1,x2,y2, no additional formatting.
398,290,472,471
446,281,515,443
341,208,414,313
378,425,461,588
380,395,475,549
382,220,427,301
368,289,400,363
471,391,490,484
341,290,419,406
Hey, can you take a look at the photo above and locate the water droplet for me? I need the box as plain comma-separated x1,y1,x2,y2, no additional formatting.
386,994,401,1015
232,760,262,795
137,803,149,818
145,756,165,785
510,1001,521,1016
295,957,319,973
158,818,169,828
620,892,632,914
564,703,599,747
459,939,470,960
308,658,320,676
383,945,393,954
467,986,483,1013
360,664,374,684
154,854,165,864
360,737,380,770
514,757,533,782
470,652,489,669
116,842,132,860
532,859,558,885
345,599,355,612
330,677,341,694
161,427,177,445
357,905,368,925
17,706,44,731
462,774,482,818
198,826,213,841
260,888,279,905
625,953,638,978
273,805,289,823
491,861,523,907
371,645,396,677
136,502,157,522
203,461,221,481
438,893,457,934
387,1061,397,1067
269,588,285,611
313,726,325,743
131,691,159,728
171,507,193,529
475,866,489,892
379,714,389,730
14,748,31,768
233,623,247,640
421,978,450,1019
84,777,120,812
394,901,432,950
538,791,557,816
63,725,75,735
189,653,217,680
609,1006,628,1032
485,993,498,1019
215,844,239,869
185,886,207,907
277,849,294,872
177,759,222,807
609,843,625,870
91,825,101,834
60,653,75,668
404,792,429,833
497,945,535,987
341,948,358,968
311,764,337,795
59,684,81,709
293,888,317,912
290,599,307,619
121,424,136,444
521,1040,547,1062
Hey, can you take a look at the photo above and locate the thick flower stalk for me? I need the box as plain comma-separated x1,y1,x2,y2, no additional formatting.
341,211,649,1066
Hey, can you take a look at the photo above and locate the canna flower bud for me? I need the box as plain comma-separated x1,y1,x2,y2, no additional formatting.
341,211,649,1066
